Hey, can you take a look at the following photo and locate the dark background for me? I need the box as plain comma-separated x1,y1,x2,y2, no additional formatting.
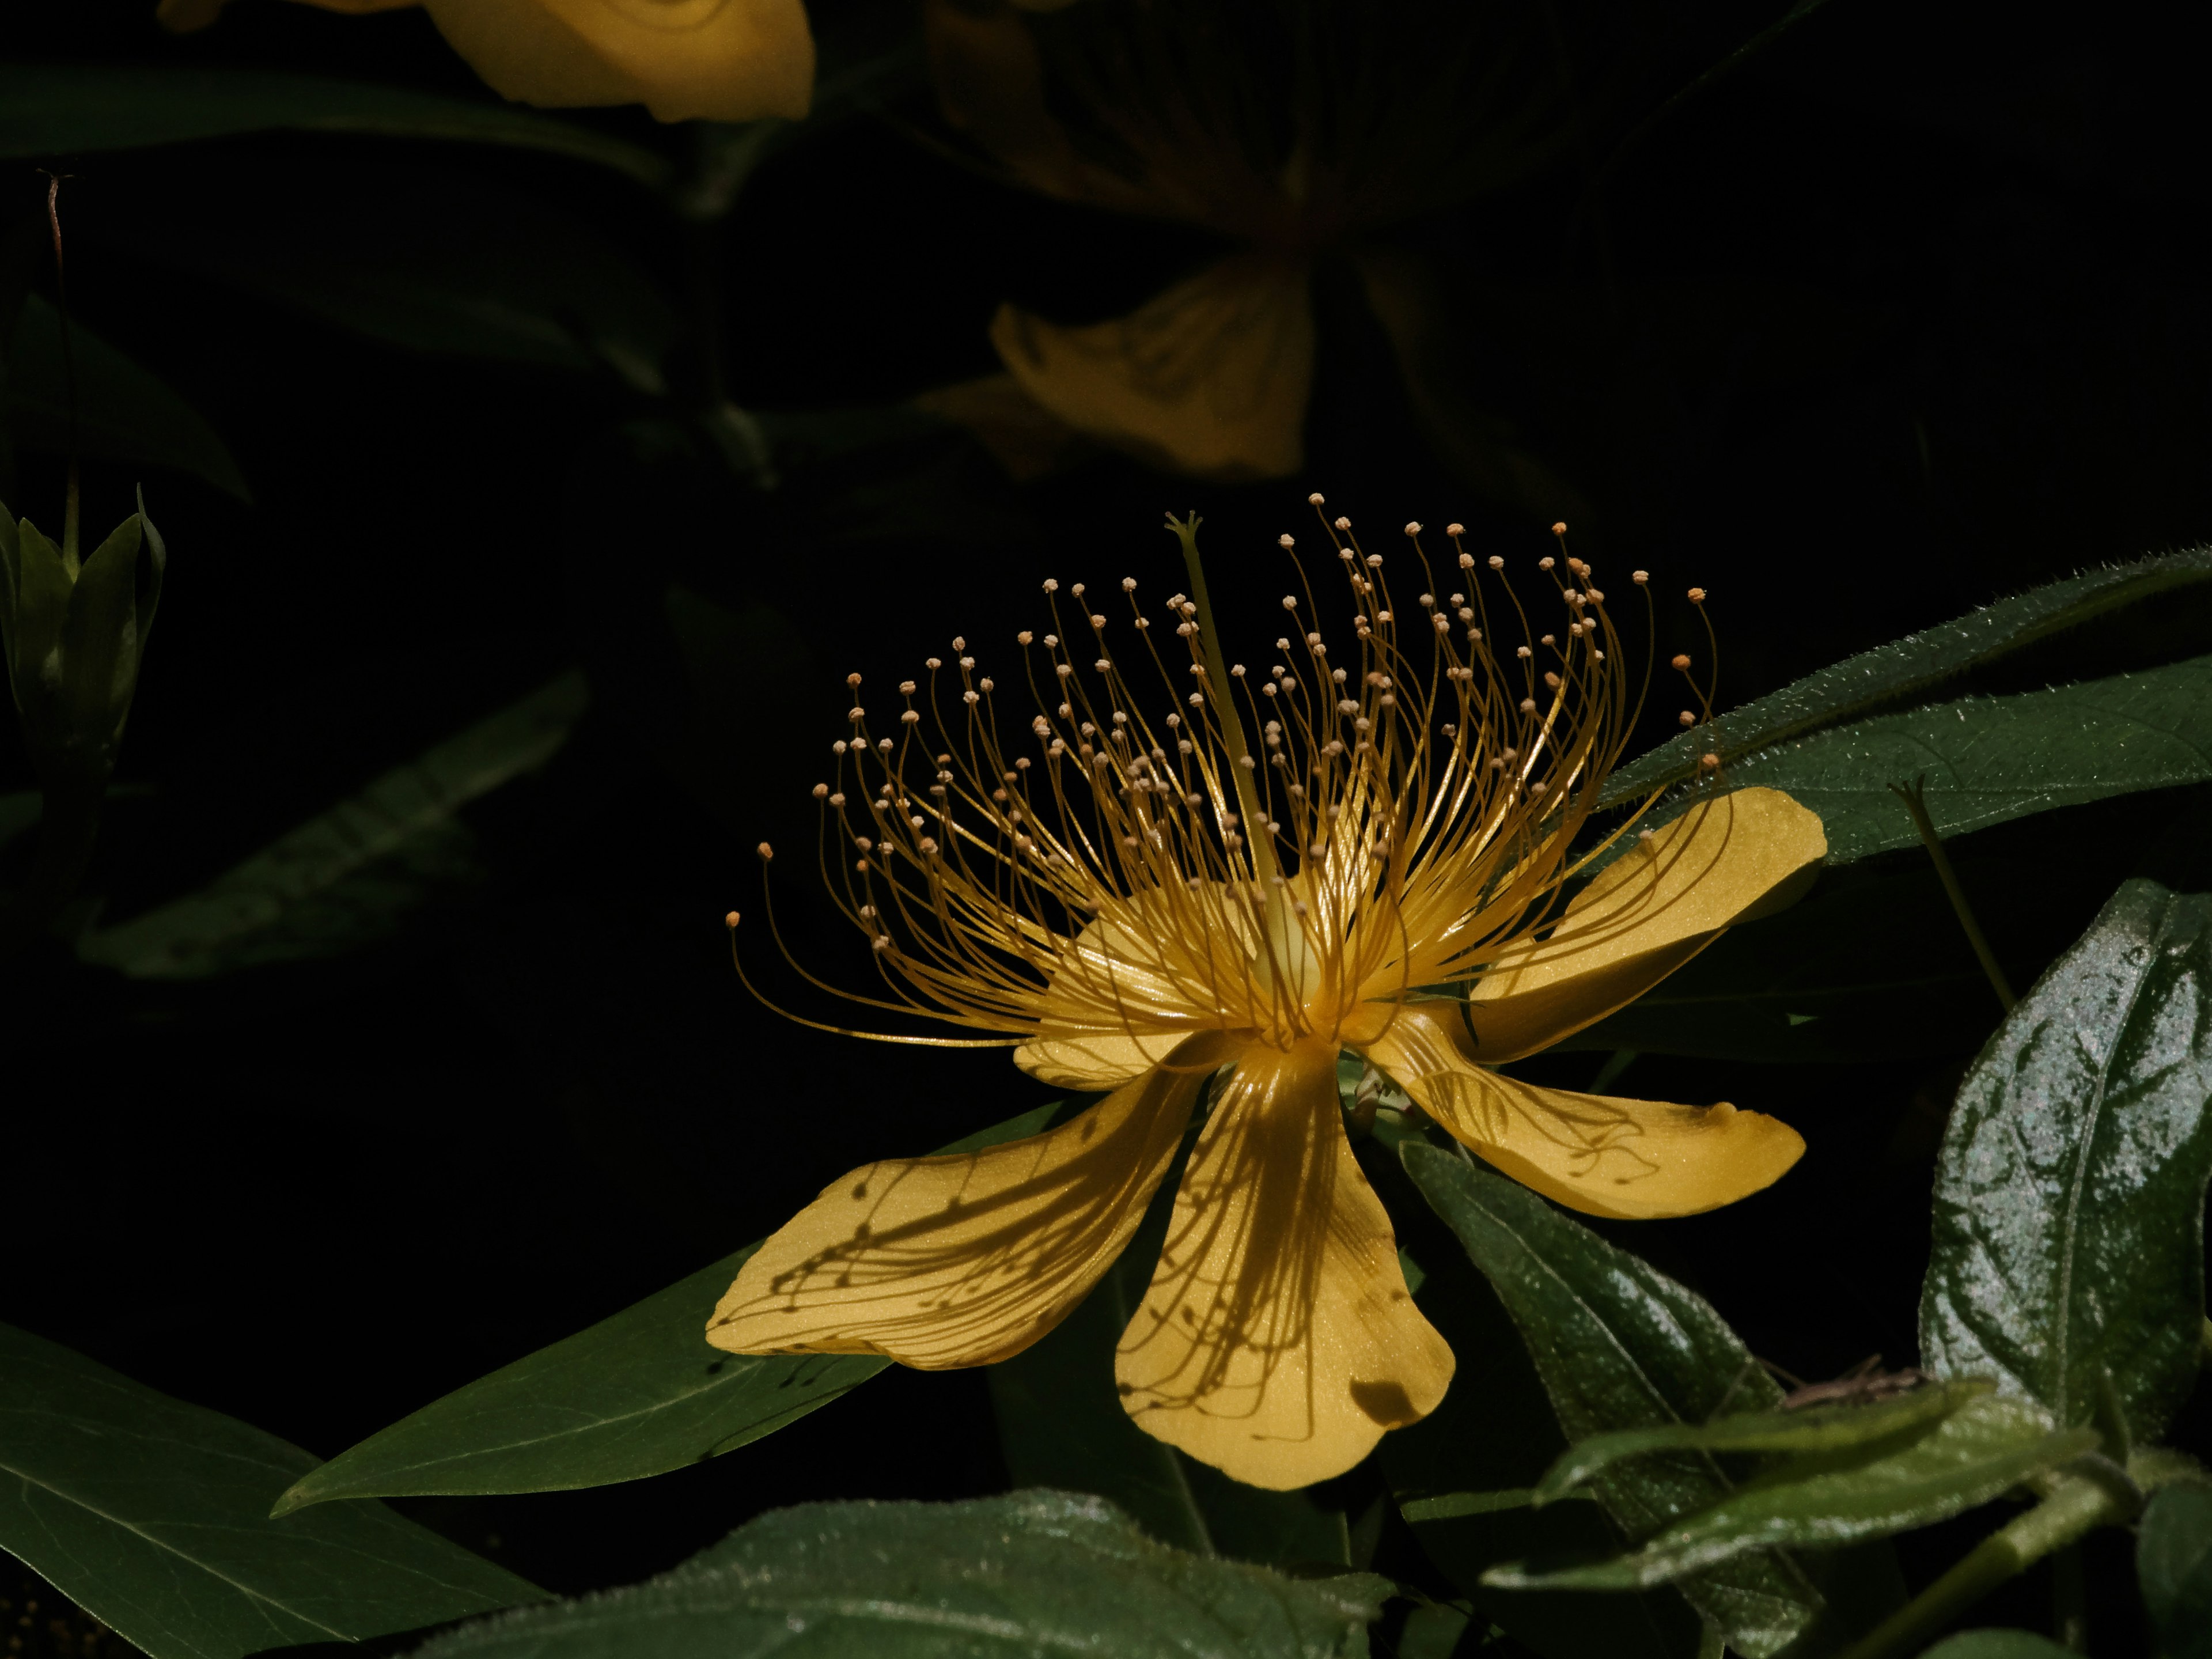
2,0,2208,1639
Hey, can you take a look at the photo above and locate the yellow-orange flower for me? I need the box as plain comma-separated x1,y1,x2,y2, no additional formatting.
707,505,1824,1488
158,0,815,123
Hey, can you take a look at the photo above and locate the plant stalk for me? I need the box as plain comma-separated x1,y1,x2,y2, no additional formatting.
1889,776,2016,1012
1831,1475,2128,1659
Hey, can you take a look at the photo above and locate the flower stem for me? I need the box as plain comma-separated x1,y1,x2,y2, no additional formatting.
1166,513,1281,888
1831,1475,2130,1659
1889,775,2015,1012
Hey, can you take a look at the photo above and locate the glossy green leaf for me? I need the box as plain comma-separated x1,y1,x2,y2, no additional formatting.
0,66,669,187
0,1321,542,1659
1488,1392,2092,1589
77,671,590,979
408,1492,1387,1659
1921,878,2212,1442
1533,1380,1994,1503
1918,1635,2080,1659
988,1132,1352,1569
1373,1139,1703,1659
7,296,249,500
1399,1142,1819,1659
1601,548,2212,805
276,1102,1068,1513
2139,1484,2212,1659
1612,653,2212,873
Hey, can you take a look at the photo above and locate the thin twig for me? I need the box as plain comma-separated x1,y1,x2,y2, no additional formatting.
37,171,78,563
1889,775,2016,1013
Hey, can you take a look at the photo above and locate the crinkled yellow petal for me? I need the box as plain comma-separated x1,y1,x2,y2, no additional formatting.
1357,1003,1803,1219
991,255,1315,481
422,0,815,123
1459,786,1827,1062
1117,1039,1454,1489
708,1034,1233,1368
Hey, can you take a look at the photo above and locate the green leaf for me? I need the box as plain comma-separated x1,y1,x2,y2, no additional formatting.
1398,1143,1820,1659
0,1321,542,1659
275,1101,1069,1513
0,66,669,188
409,1492,1386,1659
6,296,249,501
1918,1635,2080,1659
2139,1484,2212,1659
988,1136,1353,1569
1726,655,2212,863
107,164,676,384
77,671,590,978
1532,1380,1996,1503
1488,1391,2093,1590
1374,1147,1703,1659
1601,548,2212,805
1920,878,2212,1442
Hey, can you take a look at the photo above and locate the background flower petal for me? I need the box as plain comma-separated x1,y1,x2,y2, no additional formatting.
1116,1039,1454,1489
423,0,814,123
1359,1003,1803,1218
990,255,1314,480
707,1035,1229,1368
1460,786,1828,1060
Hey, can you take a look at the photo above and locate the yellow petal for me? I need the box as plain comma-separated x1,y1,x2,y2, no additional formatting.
1460,786,1827,1062
1358,1004,1803,1219
708,1035,1232,1368
991,256,1315,480
1014,1029,1189,1092
423,0,815,123
1117,1039,1455,1489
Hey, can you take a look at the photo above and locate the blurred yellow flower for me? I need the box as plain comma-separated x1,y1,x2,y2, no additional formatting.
927,0,1571,480
707,508,1824,1488
158,0,815,123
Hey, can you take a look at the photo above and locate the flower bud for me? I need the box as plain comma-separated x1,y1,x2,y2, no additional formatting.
0,490,166,794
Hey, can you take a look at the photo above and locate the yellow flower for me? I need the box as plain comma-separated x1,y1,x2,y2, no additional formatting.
926,0,1573,482
157,0,815,123
707,505,1824,1489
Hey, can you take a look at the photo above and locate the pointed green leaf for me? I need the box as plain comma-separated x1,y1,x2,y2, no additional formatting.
0,1321,542,1659
7,297,249,501
1533,1381,1994,1504
77,671,590,978
408,1492,1386,1659
0,66,669,188
276,1102,1070,1513
1724,655,2212,862
2139,1484,2212,1659
1602,548,2212,805
1398,1143,1820,1659
1920,878,2212,1442
1488,1392,2093,1590
1608,653,2212,874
